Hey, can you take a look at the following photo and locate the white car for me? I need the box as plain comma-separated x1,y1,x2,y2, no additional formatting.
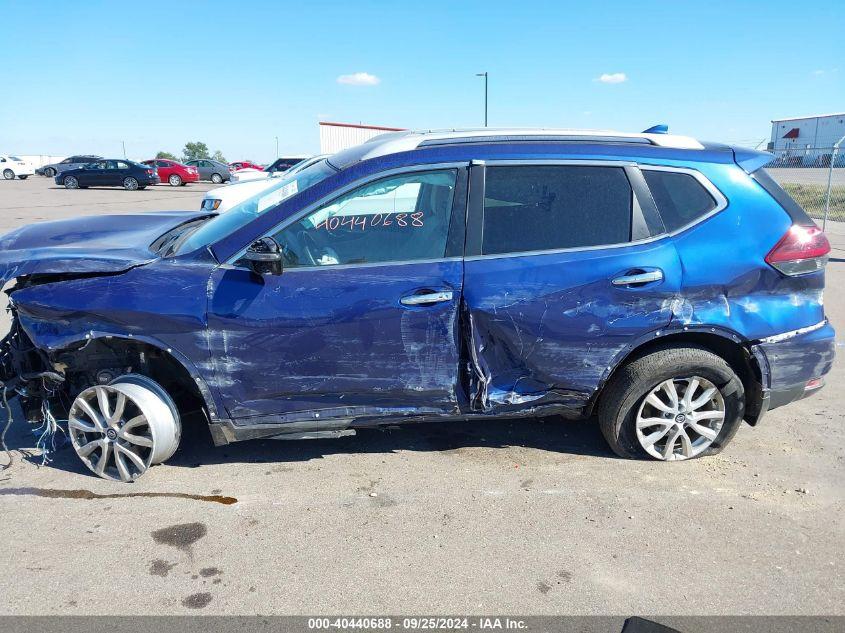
0,155,35,180
201,155,327,212
230,155,311,183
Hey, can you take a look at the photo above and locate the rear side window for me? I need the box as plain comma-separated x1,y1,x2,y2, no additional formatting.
482,165,633,255
642,169,717,232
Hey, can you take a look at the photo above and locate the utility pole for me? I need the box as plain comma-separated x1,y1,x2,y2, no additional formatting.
476,72,488,127
121,141,126,159
275,136,279,159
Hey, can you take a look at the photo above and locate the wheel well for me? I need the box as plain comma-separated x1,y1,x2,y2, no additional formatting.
591,332,764,423
55,338,209,425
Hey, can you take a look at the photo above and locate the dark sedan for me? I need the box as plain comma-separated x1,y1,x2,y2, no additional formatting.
56,159,160,190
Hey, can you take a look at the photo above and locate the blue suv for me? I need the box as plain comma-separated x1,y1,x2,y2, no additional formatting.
0,129,834,481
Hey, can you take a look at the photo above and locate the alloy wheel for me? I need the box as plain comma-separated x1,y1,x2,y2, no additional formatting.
2,169,14,180
124,177,139,190
211,173,222,184
635,376,725,461
64,176,78,189
169,174,182,186
68,376,181,481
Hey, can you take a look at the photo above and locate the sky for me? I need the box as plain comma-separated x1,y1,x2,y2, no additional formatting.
1,0,843,163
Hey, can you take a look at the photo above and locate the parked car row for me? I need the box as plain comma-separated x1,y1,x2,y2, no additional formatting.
56,160,160,190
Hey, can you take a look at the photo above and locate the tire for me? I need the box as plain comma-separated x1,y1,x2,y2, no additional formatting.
63,175,79,189
18,175,28,180
2,169,14,180
210,173,223,184
168,174,182,187
597,345,744,461
67,374,181,482
123,177,139,191
44,167,56,177
138,186,146,190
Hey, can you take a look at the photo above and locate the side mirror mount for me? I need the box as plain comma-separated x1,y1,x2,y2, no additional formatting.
244,237,283,276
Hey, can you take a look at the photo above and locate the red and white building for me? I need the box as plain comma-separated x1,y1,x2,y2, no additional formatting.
319,121,406,154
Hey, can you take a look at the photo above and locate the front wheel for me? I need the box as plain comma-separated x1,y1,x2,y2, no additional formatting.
67,374,181,482
18,175,28,180
210,173,223,184
63,175,79,189
44,167,56,177
168,174,182,186
123,177,139,190
598,346,745,461
2,169,14,180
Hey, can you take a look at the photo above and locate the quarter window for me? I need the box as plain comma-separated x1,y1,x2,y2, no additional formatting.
642,169,717,232
272,170,458,268
481,165,633,255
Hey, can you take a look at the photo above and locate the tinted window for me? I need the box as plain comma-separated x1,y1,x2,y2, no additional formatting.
116,161,131,169
642,170,717,232
482,165,633,255
271,170,457,269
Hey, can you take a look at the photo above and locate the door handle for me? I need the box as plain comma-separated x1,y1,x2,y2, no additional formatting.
400,290,453,306
612,270,664,286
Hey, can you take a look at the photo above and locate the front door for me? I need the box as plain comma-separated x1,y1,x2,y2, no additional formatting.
462,162,682,413
206,166,468,425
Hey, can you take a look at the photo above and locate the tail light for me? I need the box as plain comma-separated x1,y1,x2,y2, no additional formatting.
146,169,155,176
765,224,830,276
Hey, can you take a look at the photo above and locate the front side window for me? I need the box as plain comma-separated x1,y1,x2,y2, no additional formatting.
9,156,21,161
481,165,633,255
87,161,106,170
642,169,717,232
271,170,458,268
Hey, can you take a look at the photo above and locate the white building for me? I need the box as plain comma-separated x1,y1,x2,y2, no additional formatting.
769,112,845,165
319,121,406,154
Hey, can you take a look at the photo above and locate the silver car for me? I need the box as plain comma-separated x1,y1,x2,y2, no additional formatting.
183,159,231,184
40,155,103,178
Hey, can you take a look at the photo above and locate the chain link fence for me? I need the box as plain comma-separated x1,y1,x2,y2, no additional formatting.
764,145,845,225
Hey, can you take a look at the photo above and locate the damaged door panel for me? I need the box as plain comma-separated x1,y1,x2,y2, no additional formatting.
461,162,682,414
206,166,468,426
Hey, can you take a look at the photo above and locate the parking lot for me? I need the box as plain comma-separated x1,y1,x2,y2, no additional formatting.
0,176,843,615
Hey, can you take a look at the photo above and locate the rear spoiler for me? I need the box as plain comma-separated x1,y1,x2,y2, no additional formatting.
732,147,774,174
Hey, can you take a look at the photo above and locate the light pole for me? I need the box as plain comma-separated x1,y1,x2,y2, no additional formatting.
476,72,488,127
275,136,279,159
121,141,126,159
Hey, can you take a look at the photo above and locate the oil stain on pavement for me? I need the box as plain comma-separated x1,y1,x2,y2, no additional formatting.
0,487,237,505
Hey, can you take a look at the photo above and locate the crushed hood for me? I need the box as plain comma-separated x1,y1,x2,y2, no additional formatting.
0,211,212,280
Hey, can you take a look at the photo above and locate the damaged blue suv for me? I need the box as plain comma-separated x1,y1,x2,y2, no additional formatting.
0,128,835,481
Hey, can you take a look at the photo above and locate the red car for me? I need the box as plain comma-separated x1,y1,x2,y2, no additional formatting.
229,160,264,172
142,159,200,186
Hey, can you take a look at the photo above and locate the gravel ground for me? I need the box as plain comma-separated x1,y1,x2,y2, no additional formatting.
0,176,842,615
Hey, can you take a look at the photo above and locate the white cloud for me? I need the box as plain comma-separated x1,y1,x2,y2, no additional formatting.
595,72,628,84
337,72,381,86
813,68,839,76
813,69,826,76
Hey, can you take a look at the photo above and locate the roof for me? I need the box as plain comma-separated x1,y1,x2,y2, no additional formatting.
319,121,407,132
771,112,845,122
327,127,706,170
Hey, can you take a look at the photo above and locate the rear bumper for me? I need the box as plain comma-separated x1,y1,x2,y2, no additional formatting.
750,320,835,422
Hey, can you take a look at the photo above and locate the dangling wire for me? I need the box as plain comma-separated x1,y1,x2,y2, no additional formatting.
0,384,13,470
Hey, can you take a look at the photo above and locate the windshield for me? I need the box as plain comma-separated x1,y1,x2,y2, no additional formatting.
10,156,22,161
174,159,337,255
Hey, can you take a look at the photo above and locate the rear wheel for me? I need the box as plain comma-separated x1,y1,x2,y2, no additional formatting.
123,176,139,190
598,346,744,461
44,167,56,177
18,175,28,180
2,169,14,180
210,173,223,184
168,174,182,186
63,175,79,189
68,374,181,482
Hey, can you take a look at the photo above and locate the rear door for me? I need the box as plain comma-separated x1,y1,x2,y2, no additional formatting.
462,161,681,412
206,165,468,424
